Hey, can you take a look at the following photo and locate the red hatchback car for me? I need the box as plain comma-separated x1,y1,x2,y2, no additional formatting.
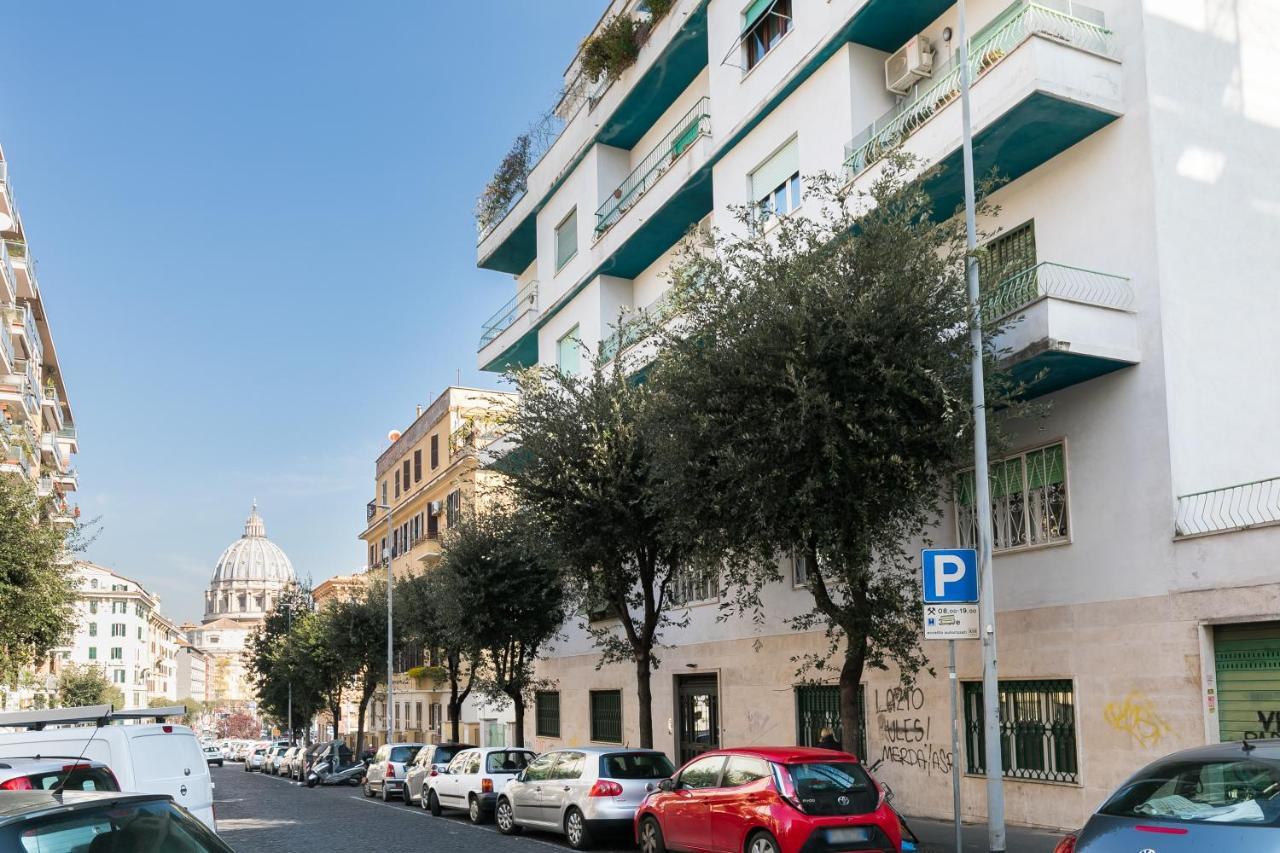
634,747,902,853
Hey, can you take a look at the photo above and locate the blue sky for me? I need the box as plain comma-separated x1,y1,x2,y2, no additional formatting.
0,1,602,623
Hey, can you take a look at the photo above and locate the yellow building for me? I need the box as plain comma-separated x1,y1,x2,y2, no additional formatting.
357,386,516,746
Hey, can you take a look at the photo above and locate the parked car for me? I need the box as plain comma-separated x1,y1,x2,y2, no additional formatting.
202,744,225,767
496,747,675,849
1057,739,1280,852
245,742,270,772
405,742,477,806
0,757,120,792
265,745,290,775
364,742,424,801
426,747,535,823
633,747,904,853
275,746,299,778
0,790,235,852
0,705,218,832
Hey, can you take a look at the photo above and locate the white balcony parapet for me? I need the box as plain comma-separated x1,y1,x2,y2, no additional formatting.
1176,476,1280,538
478,280,539,352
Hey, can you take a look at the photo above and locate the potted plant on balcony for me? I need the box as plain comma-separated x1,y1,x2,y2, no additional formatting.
475,134,533,235
979,46,1006,72
580,13,645,82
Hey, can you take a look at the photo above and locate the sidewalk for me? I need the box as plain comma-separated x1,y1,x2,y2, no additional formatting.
906,815,1064,853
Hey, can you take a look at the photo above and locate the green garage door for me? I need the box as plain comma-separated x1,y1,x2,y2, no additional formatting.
1215,622,1280,742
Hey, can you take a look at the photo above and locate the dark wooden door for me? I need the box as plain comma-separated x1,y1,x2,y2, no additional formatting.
676,675,719,765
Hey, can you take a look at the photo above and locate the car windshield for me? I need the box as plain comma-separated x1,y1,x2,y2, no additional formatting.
1101,758,1280,826
3,798,234,853
389,746,420,764
486,751,534,774
602,752,676,779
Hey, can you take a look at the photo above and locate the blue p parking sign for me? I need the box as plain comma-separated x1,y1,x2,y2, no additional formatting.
921,549,979,604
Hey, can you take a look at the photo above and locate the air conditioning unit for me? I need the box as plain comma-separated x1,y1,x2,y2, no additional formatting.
429,500,442,516
885,35,934,94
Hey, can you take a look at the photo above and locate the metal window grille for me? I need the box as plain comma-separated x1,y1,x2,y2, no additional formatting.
795,685,867,758
669,565,717,607
956,441,1068,553
963,679,1078,783
979,220,1037,286
536,691,561,739
590,690,623,743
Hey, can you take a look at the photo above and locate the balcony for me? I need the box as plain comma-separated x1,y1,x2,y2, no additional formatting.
53,468,78,491
0,240,15,304
844,1,1121,218
1175,476,1280,539
41,383,63,431
987,262,1138,397
477,280,539,372
56,425,78,455
8,303,40,365
40,431,67,473
0,163,19,239
1,443,33,480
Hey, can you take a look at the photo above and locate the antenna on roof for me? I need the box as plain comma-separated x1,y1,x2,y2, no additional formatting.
49,704,113,800
1243,737,1257,753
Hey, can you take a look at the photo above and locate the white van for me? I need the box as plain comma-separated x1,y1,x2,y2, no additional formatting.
0,704,216,832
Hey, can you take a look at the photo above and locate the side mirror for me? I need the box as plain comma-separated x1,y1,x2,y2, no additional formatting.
657,777,676,793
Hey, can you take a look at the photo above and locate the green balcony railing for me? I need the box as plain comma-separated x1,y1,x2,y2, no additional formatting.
1176,476,1280,538
984,262,1132,320
478,280,539,351
596,97,711,237
843,0,1114,179
601,288,677,363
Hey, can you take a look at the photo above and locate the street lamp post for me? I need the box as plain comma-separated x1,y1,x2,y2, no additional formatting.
956,1,1006,849
373,502,394,745
285,603,292,746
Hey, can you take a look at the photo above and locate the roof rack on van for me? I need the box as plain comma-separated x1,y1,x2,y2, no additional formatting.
0,705,114,731
114,706,187,723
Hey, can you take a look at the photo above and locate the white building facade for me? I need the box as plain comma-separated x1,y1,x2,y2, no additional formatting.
473,0,1280,831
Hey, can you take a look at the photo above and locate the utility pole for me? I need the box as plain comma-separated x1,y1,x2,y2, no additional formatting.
374,502,395,745
285,602,292,746
956,1,1006,850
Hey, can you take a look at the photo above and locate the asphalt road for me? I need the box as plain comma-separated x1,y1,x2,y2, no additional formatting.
212,763,1063,853
212,762,633,853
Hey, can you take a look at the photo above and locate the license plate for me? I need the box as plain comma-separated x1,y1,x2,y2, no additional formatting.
826,827,872,843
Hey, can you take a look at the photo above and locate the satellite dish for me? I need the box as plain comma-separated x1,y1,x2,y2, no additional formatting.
387,430,402,443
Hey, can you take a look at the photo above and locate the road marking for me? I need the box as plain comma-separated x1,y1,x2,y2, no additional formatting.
346,796,578,851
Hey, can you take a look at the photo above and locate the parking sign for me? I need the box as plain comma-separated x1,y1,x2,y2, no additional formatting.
921,548,979,604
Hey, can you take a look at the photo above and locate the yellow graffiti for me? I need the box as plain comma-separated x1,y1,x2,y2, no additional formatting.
1104,692,1172,749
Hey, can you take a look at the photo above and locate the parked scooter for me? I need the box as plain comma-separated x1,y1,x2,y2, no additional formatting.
306,757,366,788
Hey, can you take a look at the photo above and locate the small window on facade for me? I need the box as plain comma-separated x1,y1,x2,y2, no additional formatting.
963,680,1078,783
88,622,97,637
88,647,97,660
382,480,388,505
750,138,800,225
402,460,411,492
430,435,439,469
557,326,581,375
555,208,578,271
427,512,439,539
536,691,561,739
414,449,422,482
89,600,97,614
791,551,810,587
589,690,623,743
394,470,400,499
445,490,461,528
743,0,791,70
956,441,1069,554
668,566,717,607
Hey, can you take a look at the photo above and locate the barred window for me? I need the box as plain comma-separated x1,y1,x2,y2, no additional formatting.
535,691,561,739
956,442,1069,553
795,684,866,759
979,220,1037,285
668,565,717,607
590,690,623,744
963,679,1078,783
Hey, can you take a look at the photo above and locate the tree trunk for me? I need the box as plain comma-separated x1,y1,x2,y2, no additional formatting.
839,639,867,757
449,696,461,742
330,696,341,741
355,679,375,759
635,648,654,749
512,693,525,748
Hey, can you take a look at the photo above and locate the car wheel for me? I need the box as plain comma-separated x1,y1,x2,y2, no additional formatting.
429,790,443,816
638,817,667,853
468,795,484,824
381,783,392,803
363,781,374,797
747,831,780,853
495,798,521,835
420,787,431,810
565,807,592,850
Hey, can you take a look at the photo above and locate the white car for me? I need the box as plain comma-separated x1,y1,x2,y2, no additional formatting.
0,757,120,792
363,742,423,802
202,744,225,767
426,747,536,824
0,704,217,832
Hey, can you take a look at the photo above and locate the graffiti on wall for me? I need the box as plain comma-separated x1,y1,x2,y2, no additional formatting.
873,686,953,776
1103,691,1171,749
1244,710,1280,740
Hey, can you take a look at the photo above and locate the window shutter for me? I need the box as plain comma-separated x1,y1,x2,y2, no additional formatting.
750,138,798,203
742,0,774,33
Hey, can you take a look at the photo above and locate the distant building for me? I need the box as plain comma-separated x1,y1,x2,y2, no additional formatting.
175,639,209,704
312,571,366,609
186,503,296,709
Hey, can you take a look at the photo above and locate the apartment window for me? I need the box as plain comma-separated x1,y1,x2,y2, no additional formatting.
535,691,561,739
750,138,800,225
429,703,442,732
956,441,1069,553
379,537,386,562
89,600,97,614
394,470,400,499
743,0,792,70
208,635,220,645
110,647,123,660
88,622,97,637
430,434,439,469
88,647,97,660
402,460,411,492
136,627,142,640
669,565,717,607
415,701,423,730
980,220,1037,285
445,490,461,528
589,690,623,743
795,684,867,759
413,449,422,482
427,511,439,539
113,670,126,684
791,551,810,587
555,208,578,271
963,680,1078,783
369,544,375,567
557,326,582,375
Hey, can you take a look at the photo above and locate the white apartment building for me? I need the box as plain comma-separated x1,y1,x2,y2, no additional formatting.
0,145,79,510
472,0,1280,831
175,639,210,704
51,562,182,709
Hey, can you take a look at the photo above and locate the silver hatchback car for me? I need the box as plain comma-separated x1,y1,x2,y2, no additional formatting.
495,747,675,850
1065,740,1280,852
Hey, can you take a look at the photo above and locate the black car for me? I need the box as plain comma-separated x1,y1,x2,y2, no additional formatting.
0,790,235,851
